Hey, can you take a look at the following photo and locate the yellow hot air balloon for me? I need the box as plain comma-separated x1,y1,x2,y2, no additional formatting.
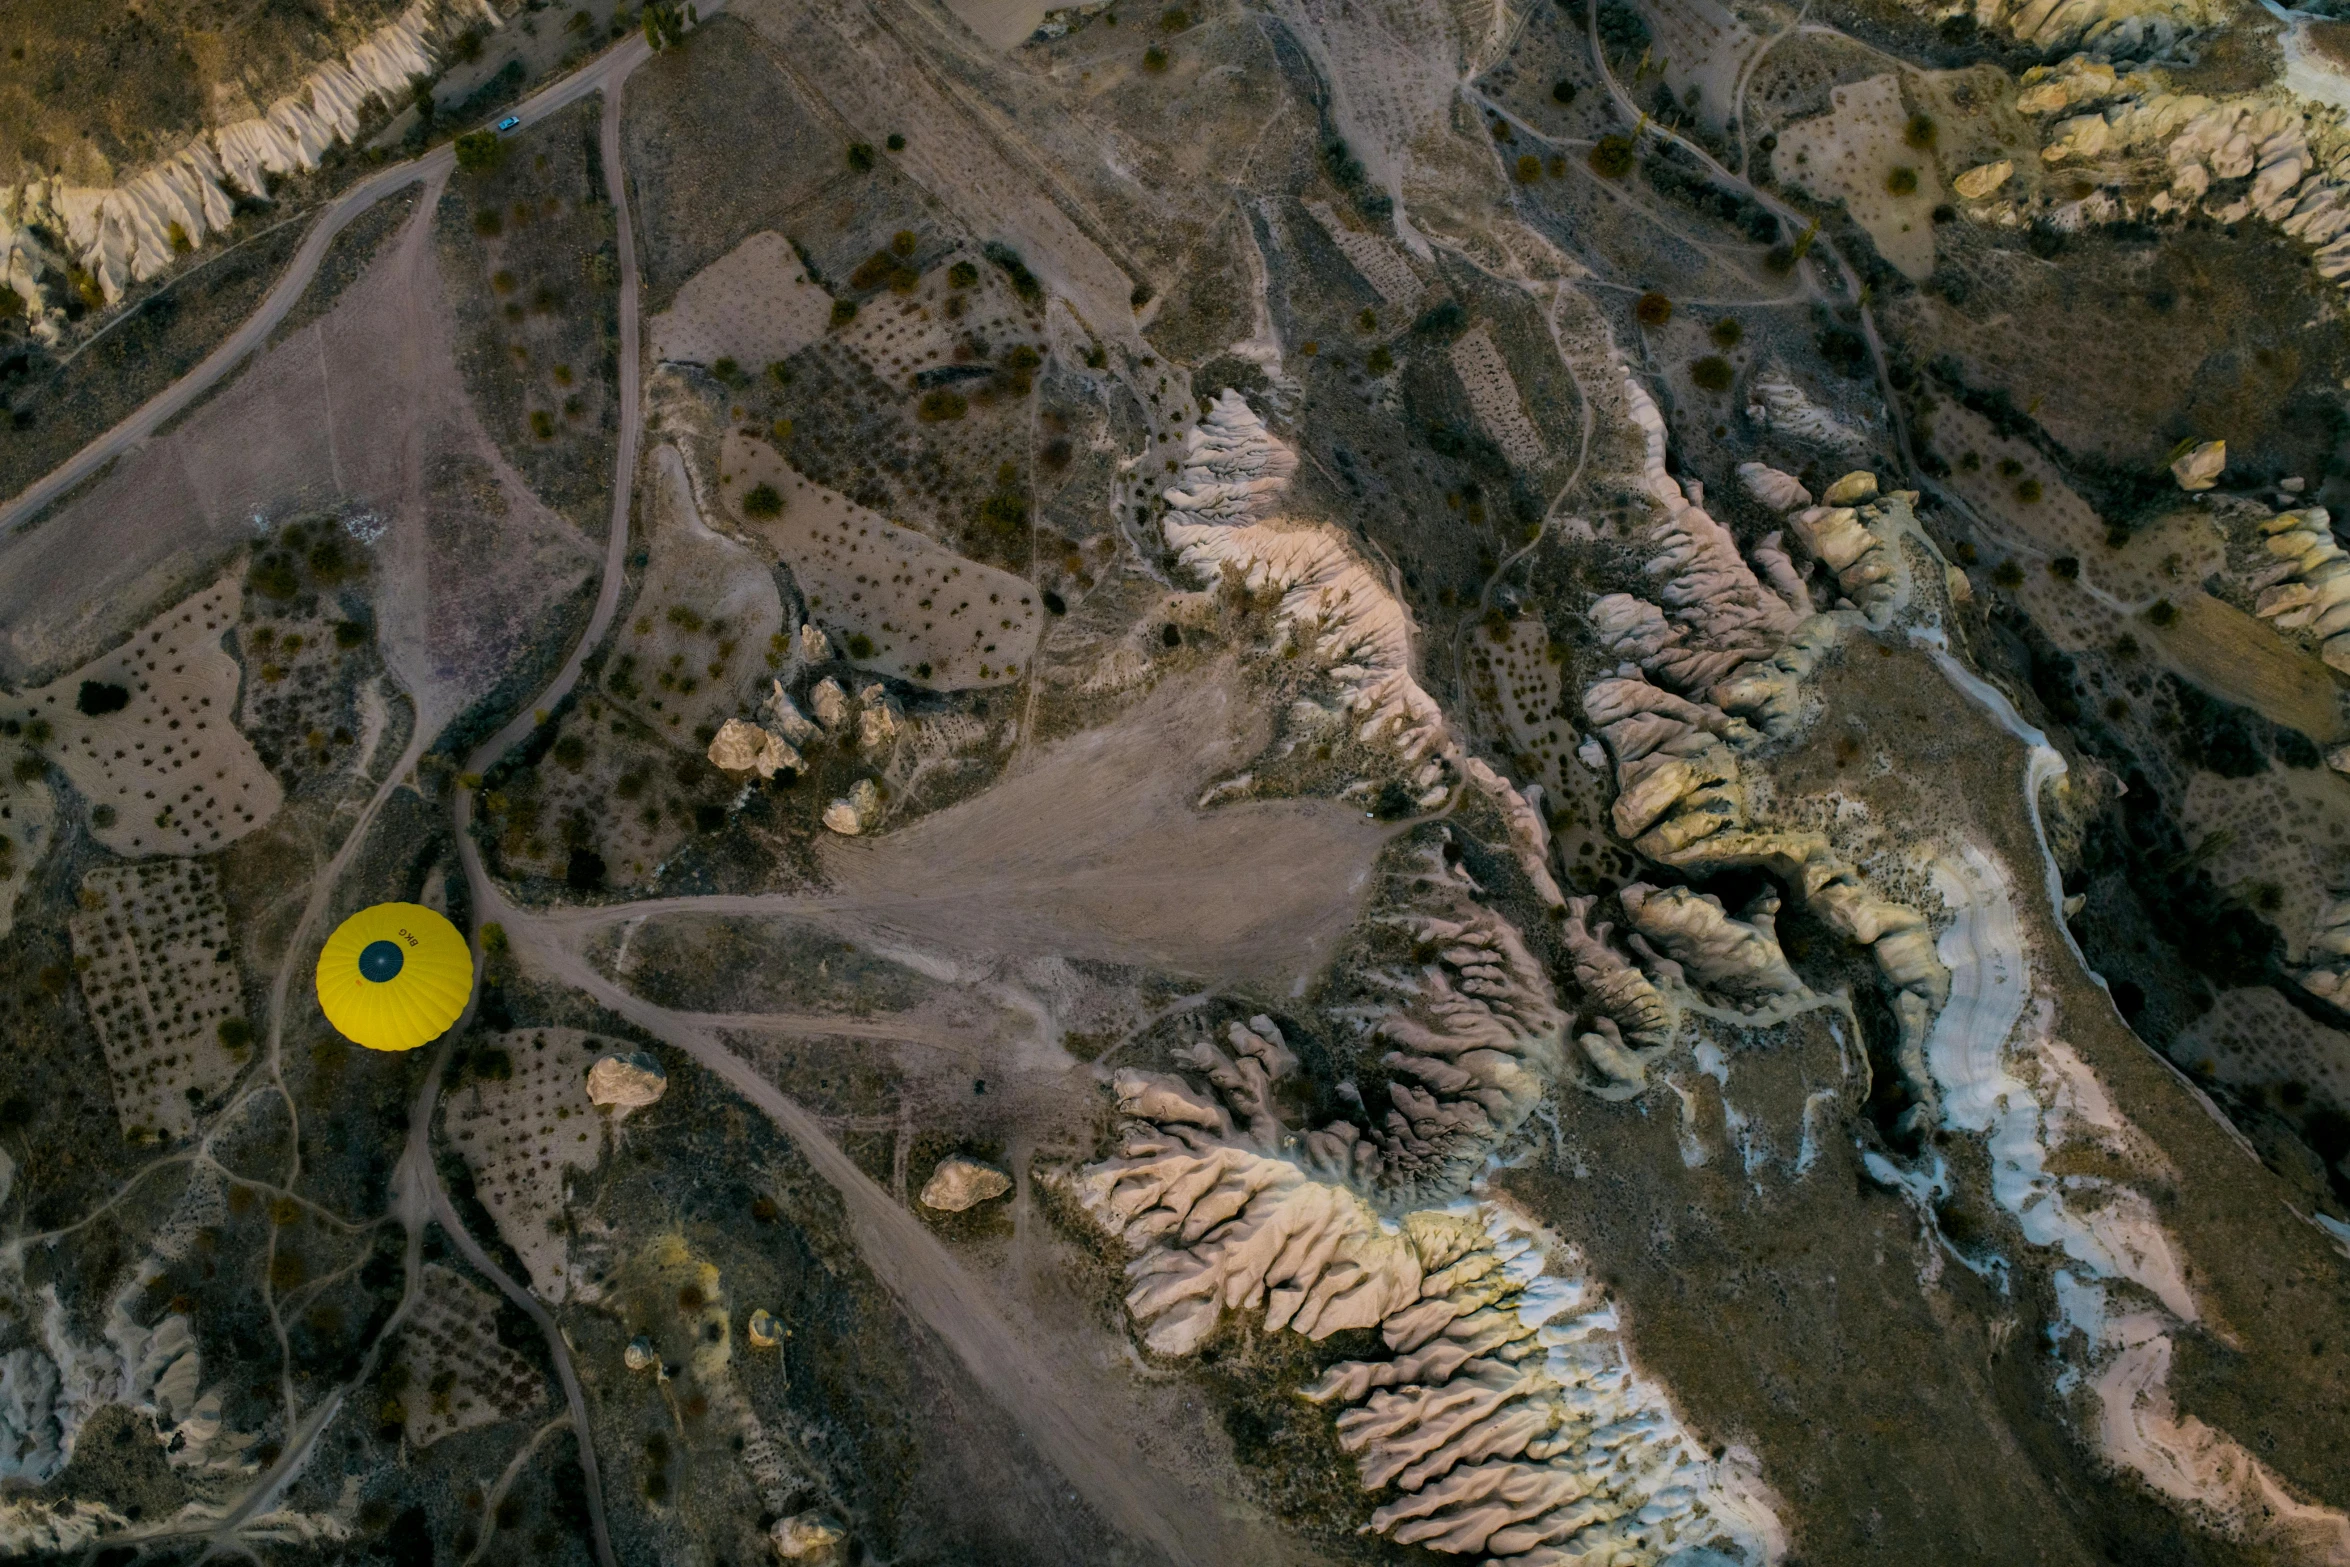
316,903,474,1051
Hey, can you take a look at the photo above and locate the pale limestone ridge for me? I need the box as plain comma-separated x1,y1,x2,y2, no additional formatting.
2250,506,2350,675
1077,1045,1786,1566
1,0,499,321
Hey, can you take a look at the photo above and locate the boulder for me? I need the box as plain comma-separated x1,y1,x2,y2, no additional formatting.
2171,439,2225,491
821,778,882,836
811,677,851,730
771,1512,845,1561
707,718,801,780
1954,160,2015,200
919,1156,1012,1212
1822,470,1879,506
587,1051,667,1112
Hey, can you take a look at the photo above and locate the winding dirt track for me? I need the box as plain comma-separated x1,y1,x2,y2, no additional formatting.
0,39,650,538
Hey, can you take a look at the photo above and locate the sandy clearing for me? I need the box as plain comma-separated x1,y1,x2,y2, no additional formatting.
648,229,831,368
544,669,1393,988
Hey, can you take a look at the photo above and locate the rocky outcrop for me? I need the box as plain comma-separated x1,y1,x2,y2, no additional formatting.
586,1051,668,1113
2171,439,2226,491
1619,883,1805,1002
822,778,881,836
0,0,499,321
919,1156,1011,1212
2250,506,2350,674
1077,1050,1785,1565
708,718,803,780
1894,0,2228,57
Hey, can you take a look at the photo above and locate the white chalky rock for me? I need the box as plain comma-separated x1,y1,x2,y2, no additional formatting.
1954,160,2016,200
2,0,497,302
2172,439,2226,490
1747,365,1870,451
747,1309,782,1349
811,677,851,730
1788,502,1899,619
798,622,833,664
707,719,802,780
587,1052,668,1113
771,1512,846,1560
855,685,900,752
2250,507,2350,674
1822,470,1879,506
1080,1057,1787,1564
822,778,881,836
623,1337,658,1373
1737,461,1812,512
1620,882,1806,1000
919,1156,1012,1212
761,681,823,745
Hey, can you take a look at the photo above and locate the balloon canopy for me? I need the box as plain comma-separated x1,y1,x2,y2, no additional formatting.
315,903,474,1051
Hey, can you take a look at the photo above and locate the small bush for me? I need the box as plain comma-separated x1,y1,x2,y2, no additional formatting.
2049,555,2080,581
830,298,859,327
1710,317,1742,348
886,132,906,151
713,356,739,381
335,621,367,648
1886,166,1919,196
919,389,969,422
552,734,588,770
1366,345,1395,375
742,482,784,518
91,803,116,828
529,409,556,439
1514,153,1542,183
218,1018,253,1051
491,270,517,294
1589,136,1634,178
454,131,504,174
847,142,876,171
948,260,979,288
1904,114,1937,149
891,229,917,258
1690,355,1733,391
566,848,607,891
76,681,131,717
1992,559,2025,588
1634,291,1672,327
252,554,300,600
1551,79,1578,104
2147,598,2179,626
1142,44,1169,72
473,208,503,237
2017,478,2043,503
846,632,875,659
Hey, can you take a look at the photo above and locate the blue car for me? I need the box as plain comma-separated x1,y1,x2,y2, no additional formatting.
496,115,521,132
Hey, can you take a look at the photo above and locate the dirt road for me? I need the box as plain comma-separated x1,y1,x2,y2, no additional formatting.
0,36,652,539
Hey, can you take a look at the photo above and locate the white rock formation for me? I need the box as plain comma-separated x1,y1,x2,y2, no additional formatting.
1953,159,2016,201
1078,1056,1786,1565
798,622,834,664
2171,439,2226,491
1786,501,1899,619
1619,883,1805,1001
1745,365,1870,453
0,0,498,312
1162,392,1448,763
708,718,803,780
762,680,822,745
810,677,851,731
919,1156,1012,1212
771,1512,848,1560
747,1308,782,1349
1893,0,2228,56
855,684,900,753
2298,893,2350,1004
1736,462,1811,513
2250,506,2350,674
1915,845,2350,1555
586,1051,668,1113
822,778,881,835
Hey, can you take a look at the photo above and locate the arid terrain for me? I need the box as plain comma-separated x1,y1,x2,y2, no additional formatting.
3,0,2350,1564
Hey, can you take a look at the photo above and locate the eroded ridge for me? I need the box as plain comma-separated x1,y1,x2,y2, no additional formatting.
1076,1046,1785,1566
1573,381,1949,1117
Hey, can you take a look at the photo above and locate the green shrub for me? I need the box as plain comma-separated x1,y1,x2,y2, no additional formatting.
1143,44,1169,72
473,207,503,236
529,409,556,439
948,260,979,288
1690,355,1732,391
846,633,875,659
742,482,785,518
918,389,969,422
1886,166,1919,196
1710,317,1742,348
1588,136,1634,177
454,131,504,174
847,142,876,171
1366,345,1395,375
218,1018,253,1051
1634,291,1671,327
1514,153,1541,183
830,298,858,327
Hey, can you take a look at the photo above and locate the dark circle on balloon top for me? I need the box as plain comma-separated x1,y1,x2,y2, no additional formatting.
359,940,406,983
